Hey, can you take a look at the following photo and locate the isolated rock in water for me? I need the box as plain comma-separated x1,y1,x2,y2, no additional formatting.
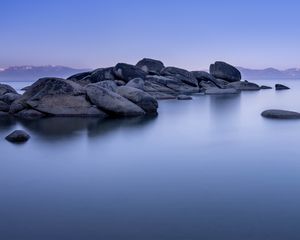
15,109,46,120
116,86,158,113
209,61,241,82
205,87,240,95
161,67,198,87
5,130,30,143
113,63,147,83
86,84,145,117
261,85,272,89
275,84,290,90
136,58,165,75
192,71,226,88
89,80,117,92
27,95,107,117
0,101,10,112
126,78,145,90
0,93,21,104
261,109,300,119
90,67,115,83
0,83,17,95
67,71,91,81
227,81,260,90
177,95,192,100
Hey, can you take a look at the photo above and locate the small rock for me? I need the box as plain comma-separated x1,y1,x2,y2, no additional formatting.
260,85,272,90
5,130,30,143
177,95,192,100
261,109,300,119
275,84,290,90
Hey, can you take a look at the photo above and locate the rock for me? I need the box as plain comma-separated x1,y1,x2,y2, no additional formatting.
88,80,117,92
115,80,126,86
275,84,290,90
113,63,147,83
227,81,260,91
260,85,272,90
90,67,115,83
0,101,10,112
21,86,31,91
5,130,30,143
209,61,241,82
126,78,145,90
261,109,300,119
86,84,145,117
161,67,198,87
205,87,240,95
9,100,27,114
67,71,91,81
177,95,192,100
0,93,21,104
0,111,9,117
136,58,165,75
0,83,17,95
147,92,177,100
116,86,158,114
192,71,227,88
27,95,107,117
15,109,46,120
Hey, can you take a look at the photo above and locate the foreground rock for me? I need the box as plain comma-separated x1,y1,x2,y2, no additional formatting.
5,130,30,143
205,87,240,95
227,81,260,91
136,58,165,75
275,84,290,90
209,61,241,82
261,109,300,119
86,84,145,117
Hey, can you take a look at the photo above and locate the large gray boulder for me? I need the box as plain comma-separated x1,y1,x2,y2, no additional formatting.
205,87,240,95
227,81,260,91
90,67,115,83
261,109,300,119
209,61,241,82
86,84,145,117
116,86,158,114
136,58,165,75
113,63,147,82
0,83,17,95
126,78,145,90
5,130,30,143
161,67,198,87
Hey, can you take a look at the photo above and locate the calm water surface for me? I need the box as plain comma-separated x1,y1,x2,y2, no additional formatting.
1,80,300,240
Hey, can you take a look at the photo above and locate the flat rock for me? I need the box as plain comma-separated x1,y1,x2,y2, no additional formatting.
136,58,165,75
113,63,147,83
5,130,30,143
205,87,240,95
161,67,198,87
227,81,260,91
177,95,192,100
261,109,300,119
86,84,145,117
209,61,241,82
260,85,272,89
275,84,290,90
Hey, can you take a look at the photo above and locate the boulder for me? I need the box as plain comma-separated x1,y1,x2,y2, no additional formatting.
126,78,145,90
15,109,46,120
21,86,31,91
115,80,126,86
88,80,117,92
147,92,177,100
0,93,21,104
0,101,10,112
192,71,226,88
275,84,290,90
67,71,91,81
0,111,9,117
116,86,158,113
261,109,300,119
86,84,145,117
227,81,260,91
113,63,147,82
5,130,30,143
161,67,198,87
90,67,115,83
209,61,241,82
136,58,165,75
177,95,192,100
205,87,240,95
0,83,17,95
260,85,272,90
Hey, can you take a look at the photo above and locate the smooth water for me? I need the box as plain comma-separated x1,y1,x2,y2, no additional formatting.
1,80,300,240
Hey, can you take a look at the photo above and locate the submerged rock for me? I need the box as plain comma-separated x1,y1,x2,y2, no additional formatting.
136,58,165,75
275,84,290,90
209,61,241,82
261,109,300,119
5,130,30,143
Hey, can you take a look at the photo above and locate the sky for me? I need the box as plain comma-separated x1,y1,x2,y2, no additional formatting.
1,0,300,70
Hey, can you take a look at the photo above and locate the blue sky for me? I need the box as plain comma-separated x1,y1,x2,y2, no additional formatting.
1,0,300,70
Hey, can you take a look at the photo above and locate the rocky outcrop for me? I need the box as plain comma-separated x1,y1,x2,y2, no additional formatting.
227,81,260,91
261,109,300,119
210,61,241,82
5,130,30,143
161,67,198,87
113,63,147,83
275,84,290,90
136,58,165,75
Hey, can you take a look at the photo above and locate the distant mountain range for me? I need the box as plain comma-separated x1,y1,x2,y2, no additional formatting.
0,65,300,82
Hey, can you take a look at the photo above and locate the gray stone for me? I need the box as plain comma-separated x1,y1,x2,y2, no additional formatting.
209,61,241,82
90,67,115,82
113,63,147,83
275,84,290,90
0,83,17,95
205,87,240,95
0,93,21,104
67,71,92,81
260,85,272,90
227,81,260,91
0,111,9,117
177,95,192,100
261,109,300,119
86,84,145,117
126,78,145,90
88,80,117,92
161,67,198,87
5,130,30,143
15,109,46,120
116,86,158,113
0,101,10,112
192,71,226,88
148,92,177,100
136,58,165,75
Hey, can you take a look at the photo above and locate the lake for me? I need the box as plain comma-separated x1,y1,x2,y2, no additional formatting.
1,80,300,240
